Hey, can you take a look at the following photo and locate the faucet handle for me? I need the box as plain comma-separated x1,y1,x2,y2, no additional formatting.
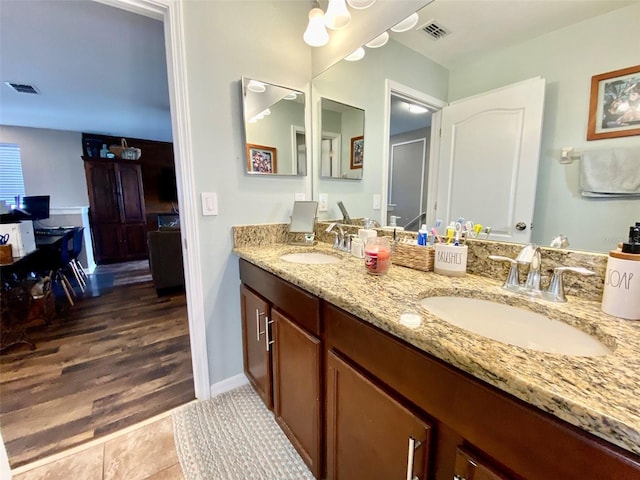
488,255,520,290
546,266,595,302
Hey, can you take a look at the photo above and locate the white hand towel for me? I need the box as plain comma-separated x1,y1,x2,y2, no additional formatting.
579,147,640,197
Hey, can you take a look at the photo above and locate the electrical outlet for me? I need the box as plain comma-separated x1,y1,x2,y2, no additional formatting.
295,193,306,201
318,193,328,212
201,192,218,216
373,194,381,210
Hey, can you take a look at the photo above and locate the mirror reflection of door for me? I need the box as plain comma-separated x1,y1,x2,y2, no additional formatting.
436,77,545,244
388,94,432,231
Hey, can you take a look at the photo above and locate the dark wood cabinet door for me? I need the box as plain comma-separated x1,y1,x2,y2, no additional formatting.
121,224,148,259
116,163,146,223
326,350,432,480
90,224,123,263
240,285,273,409
272,309,321,478
453,447,511,480
84,161,120,223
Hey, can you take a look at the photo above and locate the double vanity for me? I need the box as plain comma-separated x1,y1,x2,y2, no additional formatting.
233,223,640,479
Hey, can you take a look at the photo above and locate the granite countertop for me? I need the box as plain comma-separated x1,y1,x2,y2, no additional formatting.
233,241,640,456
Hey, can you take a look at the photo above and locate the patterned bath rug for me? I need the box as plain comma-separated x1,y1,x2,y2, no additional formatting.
172,384,315,480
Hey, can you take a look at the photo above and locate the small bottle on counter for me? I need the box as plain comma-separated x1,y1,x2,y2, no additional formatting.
417,224,428,246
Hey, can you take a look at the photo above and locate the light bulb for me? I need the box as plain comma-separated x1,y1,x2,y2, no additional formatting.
365,31,389,48
408,104,428,114
284,92,297,100
303,7,329,47
347,0,376,9
344,47,365,62
247,80,266,93
325,0,351,30
262,108,271,116
391,12,419,33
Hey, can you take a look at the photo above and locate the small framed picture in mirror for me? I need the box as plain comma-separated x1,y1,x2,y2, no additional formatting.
587,64,640,140
350,136,364,169
246,144,277,174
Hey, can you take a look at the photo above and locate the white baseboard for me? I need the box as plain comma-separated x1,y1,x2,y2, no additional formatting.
210,373,248,398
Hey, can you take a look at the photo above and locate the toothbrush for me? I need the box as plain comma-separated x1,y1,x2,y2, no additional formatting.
483,226,492,240
472,224,483,239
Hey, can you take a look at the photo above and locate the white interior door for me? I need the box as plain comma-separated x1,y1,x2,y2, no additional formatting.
435,77,545,243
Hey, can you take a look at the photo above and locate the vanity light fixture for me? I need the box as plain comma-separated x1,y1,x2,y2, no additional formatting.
284,92,298,100
347,0,376,9
344,47,365,61
391,12,419,33
247,80,266,93
262,108,271,116
365,31,389,48
325,0,351,30
303,5,330,47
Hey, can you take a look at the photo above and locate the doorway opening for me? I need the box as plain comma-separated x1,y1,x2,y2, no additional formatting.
383,81,446,231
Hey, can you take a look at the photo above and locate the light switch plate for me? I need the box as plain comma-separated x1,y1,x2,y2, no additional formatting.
373,194,381,210
318,193,328,212
201,192,218,216
295,193,306,201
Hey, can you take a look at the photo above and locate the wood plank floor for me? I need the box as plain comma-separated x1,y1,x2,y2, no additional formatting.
0,263,194,468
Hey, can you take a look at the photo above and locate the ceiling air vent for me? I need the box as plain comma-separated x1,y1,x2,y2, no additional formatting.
4,82,39,94
421,21,450,40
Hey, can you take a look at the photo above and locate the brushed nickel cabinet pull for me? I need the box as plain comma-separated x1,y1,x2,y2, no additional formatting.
265,317,274,351
406,436,422,480
255,309,264,342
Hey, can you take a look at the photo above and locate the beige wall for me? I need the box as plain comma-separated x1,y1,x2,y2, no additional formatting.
0,126,88,208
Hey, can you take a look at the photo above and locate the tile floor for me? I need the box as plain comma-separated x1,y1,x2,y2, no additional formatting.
10,407,186,480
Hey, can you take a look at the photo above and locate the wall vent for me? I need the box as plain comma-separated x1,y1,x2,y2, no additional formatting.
4,82,39,94
421,21,450,40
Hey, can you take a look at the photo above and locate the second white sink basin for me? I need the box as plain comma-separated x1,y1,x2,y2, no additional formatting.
280,252,341,265
420,296,612,357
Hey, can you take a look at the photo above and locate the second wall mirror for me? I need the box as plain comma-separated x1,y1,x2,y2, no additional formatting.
320,98,365,180
242,77,306,176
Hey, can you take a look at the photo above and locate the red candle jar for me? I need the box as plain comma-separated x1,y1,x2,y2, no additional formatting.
364,237,391,275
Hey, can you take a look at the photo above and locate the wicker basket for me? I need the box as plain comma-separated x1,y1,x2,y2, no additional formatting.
392,242,435,272
109,138,142,160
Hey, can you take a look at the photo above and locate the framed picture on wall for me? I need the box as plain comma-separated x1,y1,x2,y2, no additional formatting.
350,136,364,169
246,144,277,174
587,64,640,140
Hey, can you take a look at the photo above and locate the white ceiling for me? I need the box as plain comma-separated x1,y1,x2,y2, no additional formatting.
0,0,171,141
0,0,634,142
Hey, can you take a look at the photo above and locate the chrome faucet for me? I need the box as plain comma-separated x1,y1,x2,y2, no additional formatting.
489,243,594,302
325,223,350,252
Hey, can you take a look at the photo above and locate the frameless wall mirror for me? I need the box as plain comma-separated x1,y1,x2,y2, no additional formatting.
242,77,306,176
320,97,364,180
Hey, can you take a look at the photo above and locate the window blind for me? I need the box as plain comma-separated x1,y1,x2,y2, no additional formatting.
0,143,26,206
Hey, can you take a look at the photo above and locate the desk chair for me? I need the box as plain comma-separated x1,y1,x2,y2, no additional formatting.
67,227,88,291
48,230,77,306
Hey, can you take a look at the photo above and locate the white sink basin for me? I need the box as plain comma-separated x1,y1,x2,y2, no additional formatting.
420,296,612,357
280,252,341,265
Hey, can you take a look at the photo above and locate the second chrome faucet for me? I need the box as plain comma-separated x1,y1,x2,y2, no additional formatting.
489,243,594,302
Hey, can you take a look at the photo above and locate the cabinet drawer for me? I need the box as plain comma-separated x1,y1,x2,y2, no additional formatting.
239,259,320,336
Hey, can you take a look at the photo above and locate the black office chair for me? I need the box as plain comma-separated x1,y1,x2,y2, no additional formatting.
47,230,77,307
67,227,87,291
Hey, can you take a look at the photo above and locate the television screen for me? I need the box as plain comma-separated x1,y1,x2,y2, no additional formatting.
158,168,178,202
22,195,50,220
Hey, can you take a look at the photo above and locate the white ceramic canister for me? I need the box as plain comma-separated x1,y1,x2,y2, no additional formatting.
433,243,467,277
358,228,377,246
601,250,640,320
